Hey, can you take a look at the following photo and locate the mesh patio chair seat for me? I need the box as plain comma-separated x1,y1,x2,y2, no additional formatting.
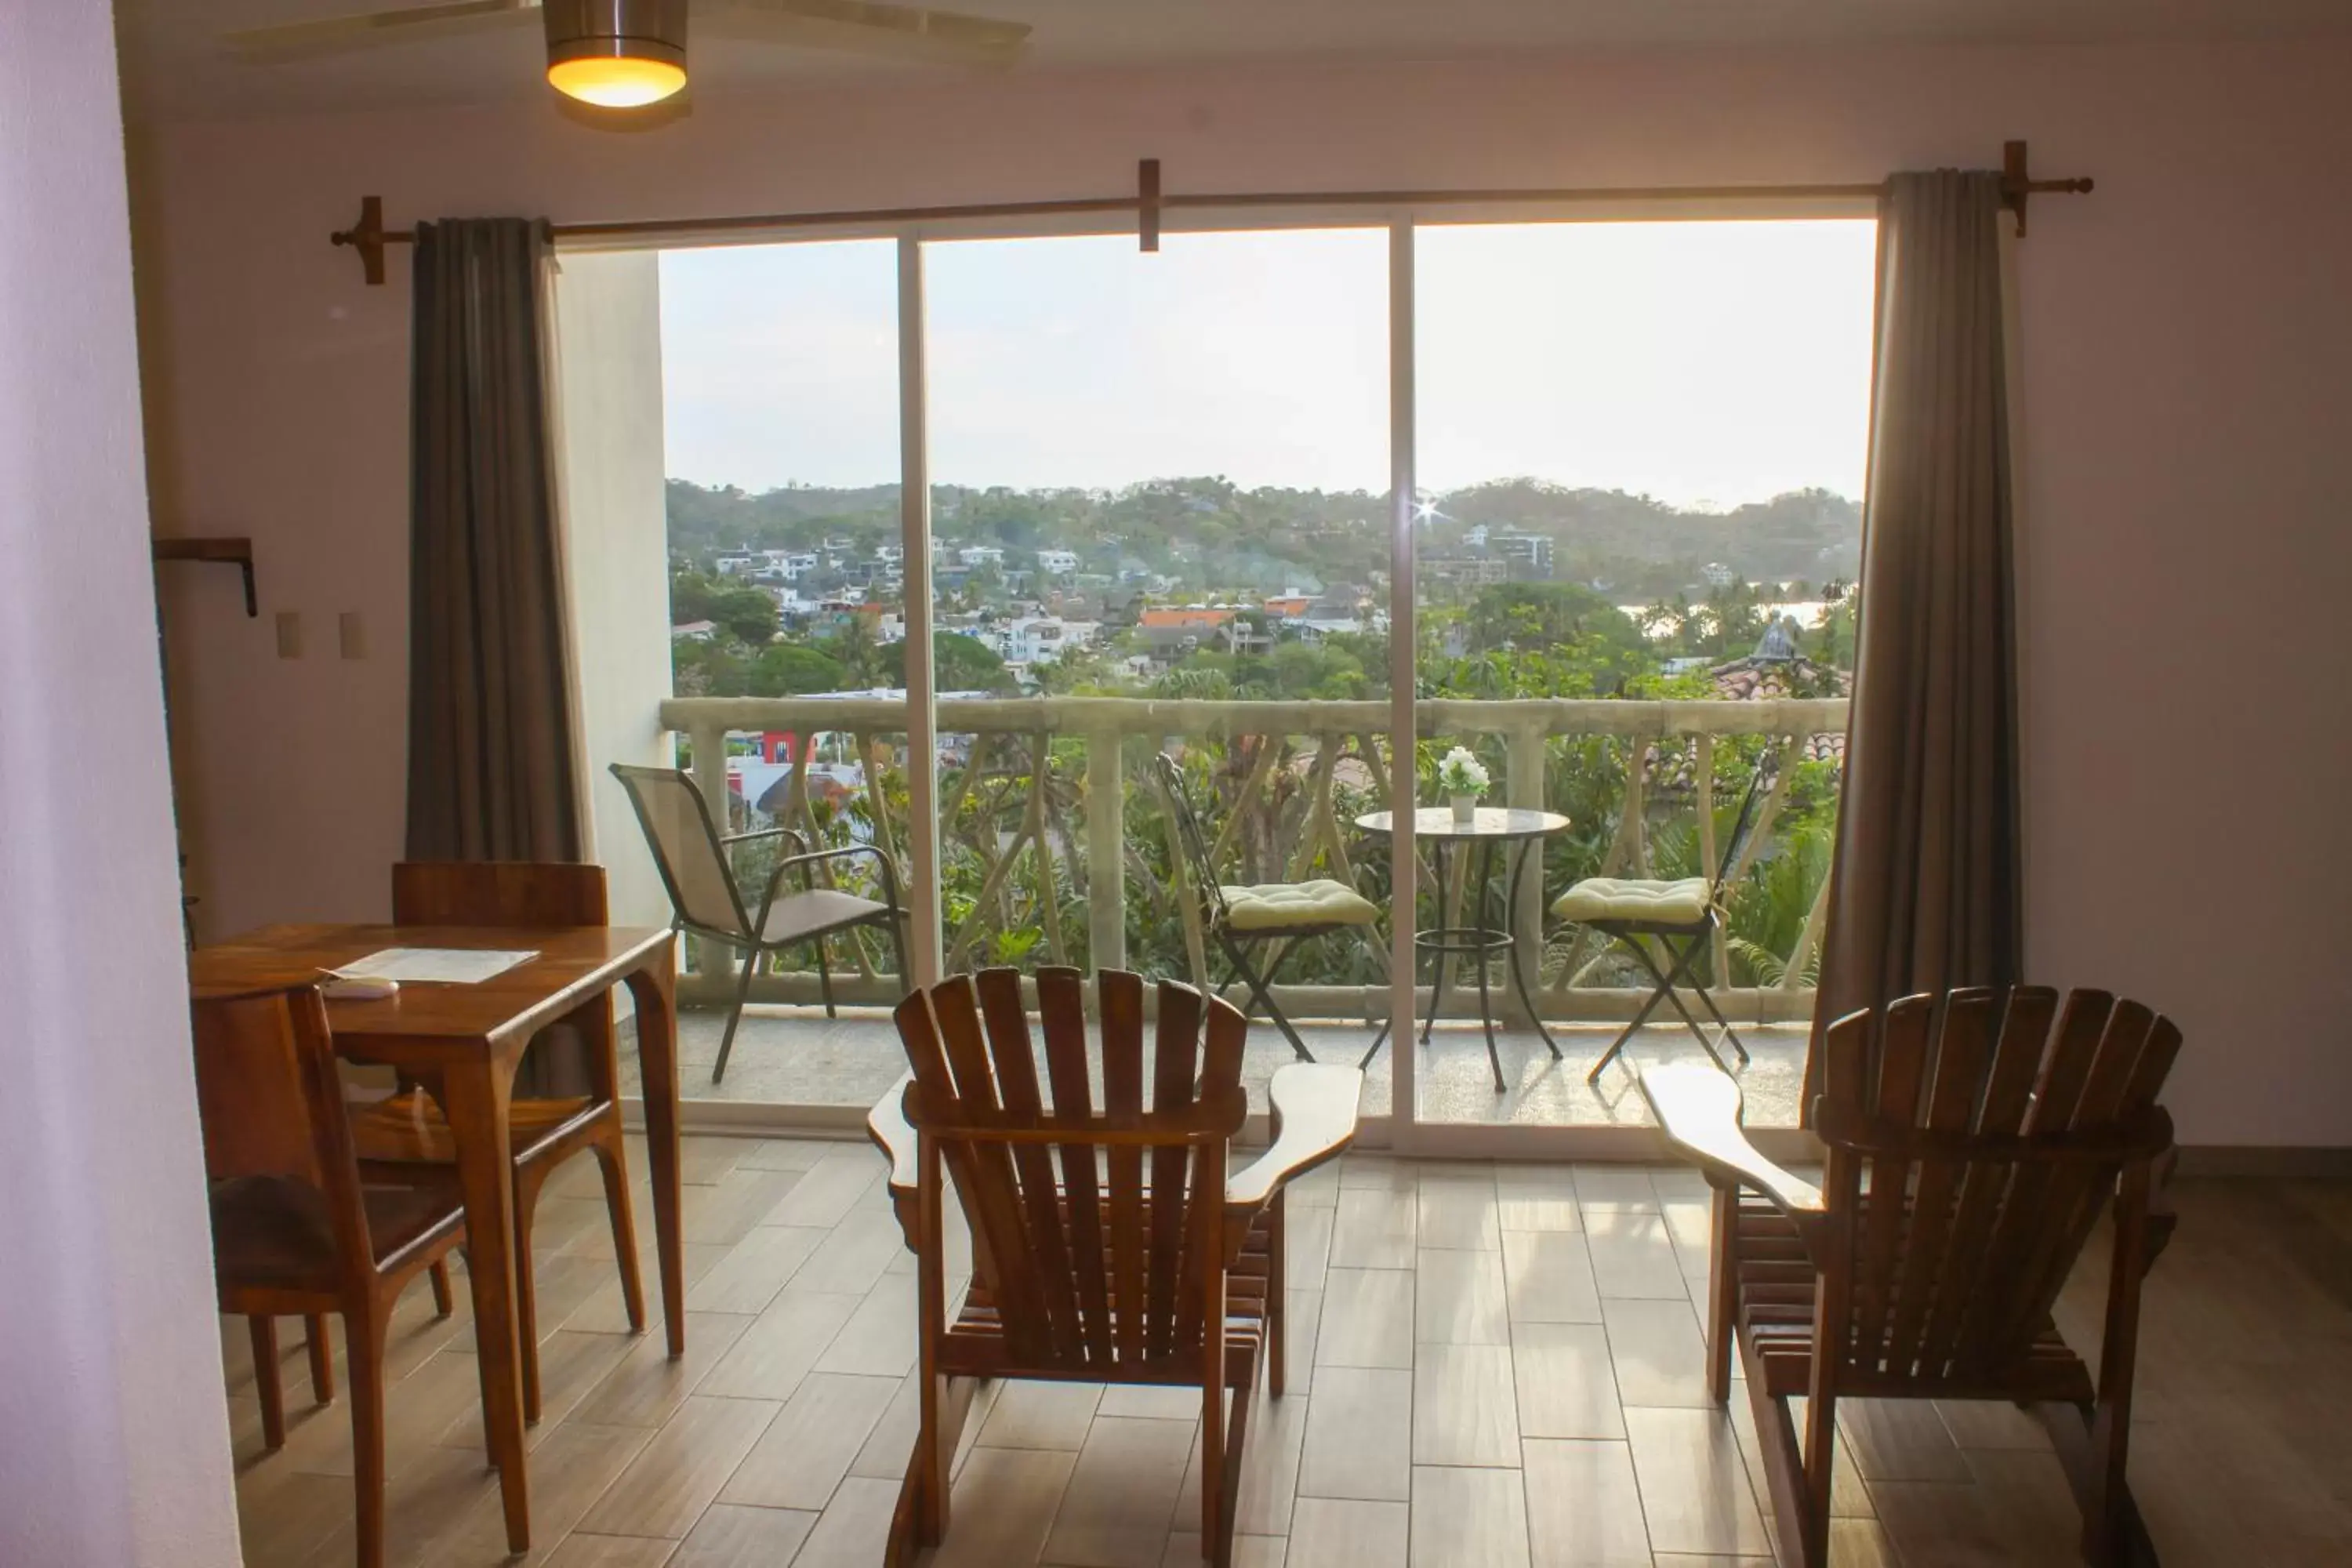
611,762,909,1083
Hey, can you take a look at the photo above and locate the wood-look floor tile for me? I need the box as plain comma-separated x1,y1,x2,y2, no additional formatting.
1520,1438,1650,1568
681,1166,808,1247
718,1370,899,1510
1287,1203,1335,1292
1494,1170,1582,1234
1412,1343,1519,1466
1286,1287,1323,1374
1286,1497,1409,1568
934,1444,1077,1567
1298,1365,1412,1502
535,1532,680,1566
1502,1230,1602,1323
1316,1269,1414,1368
788,1475,899,1567
978,1378,1105,1450
427,1421,655,1564
1414,1247,1510,1345
1623,1406,1770,1558
732,1136,845,1171
1330,1188,1418,1269
1409,1465,1530,1568
296,1442,498,1568
695,1289,861,1402
1338,1156,1419,1192
1728,1392,1874,1522
1933,1398,2055,1451
577,1393,781,1538
667,1501,819,1566
1600,1296,1713,1408
1163,1531,1286,1566
1838,1396,1973,1483
1417,1178,1501,1251
1287,1160,1341,1207
1101,1383,1208,1420
1570,1165,1659,1211
790,1204,906,1295
1583,1210,1687,1300
683,1223,825,1315
564,1310,755,1428
815,1269,920,1378
759,1152,880,1230
1041,1414,1195,1568
1508,1322,1624,1440
563,1242,730,1334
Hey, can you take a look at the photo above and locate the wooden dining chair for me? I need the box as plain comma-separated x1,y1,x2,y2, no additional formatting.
866,967,1361,1568
1641,986,2182,1568
328,861,644,1422
194,984,470,1568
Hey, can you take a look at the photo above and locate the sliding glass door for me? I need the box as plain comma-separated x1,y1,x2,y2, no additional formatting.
1403,218,1875,1138
921,228,1392,1112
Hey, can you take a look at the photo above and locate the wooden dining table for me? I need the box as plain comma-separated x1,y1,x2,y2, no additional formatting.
188,921,684,1554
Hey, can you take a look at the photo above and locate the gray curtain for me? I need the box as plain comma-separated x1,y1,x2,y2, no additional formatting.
405,218,582,866
1808,170,2024,1107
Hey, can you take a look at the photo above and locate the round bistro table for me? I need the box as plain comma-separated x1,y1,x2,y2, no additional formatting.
1355,805,1572,1092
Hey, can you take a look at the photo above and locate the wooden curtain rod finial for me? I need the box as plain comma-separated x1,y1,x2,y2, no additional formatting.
328,194,416,287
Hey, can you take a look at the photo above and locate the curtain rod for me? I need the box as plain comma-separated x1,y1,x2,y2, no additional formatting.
329,142,2089,285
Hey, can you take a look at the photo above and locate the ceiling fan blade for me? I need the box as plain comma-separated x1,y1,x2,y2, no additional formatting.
701,0,1030,67
224,0,542,60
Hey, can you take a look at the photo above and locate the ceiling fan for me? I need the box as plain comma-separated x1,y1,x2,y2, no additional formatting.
224,0,1033,108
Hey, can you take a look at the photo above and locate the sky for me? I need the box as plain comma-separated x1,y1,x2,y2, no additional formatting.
658,218,1877,510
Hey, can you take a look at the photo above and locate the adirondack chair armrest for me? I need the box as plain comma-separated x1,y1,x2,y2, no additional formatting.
867,1072,920,1247
1228,1063,1362,1214
1637,1061,1825,1219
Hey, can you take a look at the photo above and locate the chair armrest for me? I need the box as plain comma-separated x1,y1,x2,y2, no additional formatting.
760,844,904,913
1227,1063,1362,1214
723,825,805,850
1636,1062,1824,1218
866,1073,920,1251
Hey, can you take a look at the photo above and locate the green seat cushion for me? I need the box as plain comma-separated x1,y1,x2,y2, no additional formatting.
1551,876,1713,926
1220,879,1381,931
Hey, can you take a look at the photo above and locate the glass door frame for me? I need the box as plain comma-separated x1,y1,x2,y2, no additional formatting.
615,196,1868,1156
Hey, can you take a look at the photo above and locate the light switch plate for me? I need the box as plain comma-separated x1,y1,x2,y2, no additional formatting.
339,612,365,660
275,611,302,659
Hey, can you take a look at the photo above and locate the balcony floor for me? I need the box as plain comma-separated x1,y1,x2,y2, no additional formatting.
630,1003,1812,1129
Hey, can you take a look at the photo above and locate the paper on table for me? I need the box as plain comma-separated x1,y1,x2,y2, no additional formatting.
332,947,539,985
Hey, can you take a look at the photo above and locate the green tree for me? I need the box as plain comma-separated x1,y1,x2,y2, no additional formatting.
670,572,779,646
884,630,1013,693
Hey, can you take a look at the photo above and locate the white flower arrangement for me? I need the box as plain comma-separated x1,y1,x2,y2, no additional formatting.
1436,746,1490,799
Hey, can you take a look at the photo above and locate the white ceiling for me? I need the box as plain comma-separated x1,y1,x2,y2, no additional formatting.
116,0,2352,122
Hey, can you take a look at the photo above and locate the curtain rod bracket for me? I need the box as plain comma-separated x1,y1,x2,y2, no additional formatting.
1138,158,1161,252
330,195,416,286
2002,140,2092,238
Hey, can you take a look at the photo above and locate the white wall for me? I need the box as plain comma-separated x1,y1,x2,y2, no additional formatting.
551,249,677,932
133,39,2352,1145
0,5,242,1564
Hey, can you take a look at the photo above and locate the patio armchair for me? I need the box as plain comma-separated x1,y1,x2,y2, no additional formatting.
866,966,1361,1566
610,762,909,1083
1153,750,1381,1064
1557,745,1780,1081
1640,987,2181,1567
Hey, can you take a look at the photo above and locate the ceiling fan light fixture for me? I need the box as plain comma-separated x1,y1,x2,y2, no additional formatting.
544,0,689,108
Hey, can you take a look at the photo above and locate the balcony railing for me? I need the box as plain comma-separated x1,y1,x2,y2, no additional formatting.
657,693,1846,1025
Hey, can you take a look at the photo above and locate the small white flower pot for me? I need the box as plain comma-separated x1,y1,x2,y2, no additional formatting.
1450,793,1478,826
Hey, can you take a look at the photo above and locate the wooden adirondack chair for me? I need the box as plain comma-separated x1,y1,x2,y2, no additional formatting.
867,966,1361,1568
1640,986,2181,1568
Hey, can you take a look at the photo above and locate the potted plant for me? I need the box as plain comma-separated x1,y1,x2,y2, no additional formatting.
1437,746,1490,826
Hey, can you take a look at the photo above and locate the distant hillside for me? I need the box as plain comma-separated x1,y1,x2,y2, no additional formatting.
666,476,1860,598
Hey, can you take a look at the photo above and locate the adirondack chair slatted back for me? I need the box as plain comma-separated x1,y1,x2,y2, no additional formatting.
894,965,1248,1376
1815,986,2180,1387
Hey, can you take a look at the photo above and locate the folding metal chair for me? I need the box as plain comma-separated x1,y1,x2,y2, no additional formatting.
1153,751,1381,1065
1559,746,1780,1082
611,763,909,1083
